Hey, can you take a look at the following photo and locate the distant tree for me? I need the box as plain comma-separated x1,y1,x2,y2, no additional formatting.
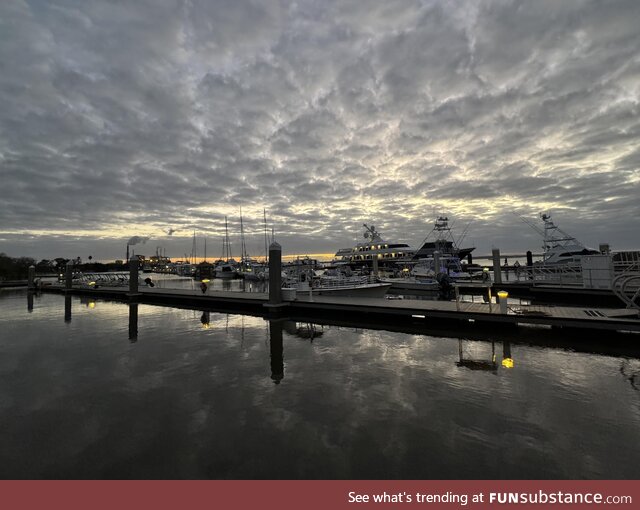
54,257,70,268
0,253,35,279
36,259,56,274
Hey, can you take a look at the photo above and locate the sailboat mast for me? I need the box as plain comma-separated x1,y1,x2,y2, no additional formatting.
240,207,246,262
191,230,197,264
224,216,230,261
263,208,268,263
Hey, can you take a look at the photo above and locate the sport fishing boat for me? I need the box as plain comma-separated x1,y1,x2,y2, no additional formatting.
538,213,599,265
412,215,475,260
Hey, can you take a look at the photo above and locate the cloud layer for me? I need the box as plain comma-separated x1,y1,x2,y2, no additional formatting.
1,0,639,259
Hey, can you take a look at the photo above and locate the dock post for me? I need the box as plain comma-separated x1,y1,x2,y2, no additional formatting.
526,250,533,280
65,261,73,290
28,265,35,290
492,248,502,284
433,250,441,275
268,242,282,304
129,257,139,294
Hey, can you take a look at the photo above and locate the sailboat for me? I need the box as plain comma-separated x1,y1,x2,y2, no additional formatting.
237,208,263,281
214,216,238,279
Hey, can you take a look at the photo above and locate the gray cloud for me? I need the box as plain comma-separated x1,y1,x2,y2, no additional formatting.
1,0,639,260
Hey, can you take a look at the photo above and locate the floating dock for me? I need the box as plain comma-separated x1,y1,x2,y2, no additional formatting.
37,284,640,334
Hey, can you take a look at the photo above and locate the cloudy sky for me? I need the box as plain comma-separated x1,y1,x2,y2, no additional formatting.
1,0,639,261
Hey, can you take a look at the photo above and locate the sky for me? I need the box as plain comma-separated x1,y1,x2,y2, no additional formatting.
1,0,639,262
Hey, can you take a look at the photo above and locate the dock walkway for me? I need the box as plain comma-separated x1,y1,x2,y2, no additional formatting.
39,284,640,333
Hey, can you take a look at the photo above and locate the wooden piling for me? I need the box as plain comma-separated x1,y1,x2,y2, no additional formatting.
492,248,502,284
65,262,73,290
268,242,282,305
129,257,139,295
28,265,35,290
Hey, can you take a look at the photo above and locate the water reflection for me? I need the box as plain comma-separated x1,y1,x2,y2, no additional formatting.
64,294,72,323
283,321,324,341
269,319,284,384
5,292,640,479
457,339,497,372
27,292,34,313
128,303,138,342
502,339,514,369
620,360,640,391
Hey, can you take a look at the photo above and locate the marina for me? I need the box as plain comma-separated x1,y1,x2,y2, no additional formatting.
2,0,640,488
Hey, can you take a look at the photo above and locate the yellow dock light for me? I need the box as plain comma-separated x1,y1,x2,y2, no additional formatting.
502,357,514,369
202,279,210,283
88,281,96,286
497,290,509,314
88,301,96,309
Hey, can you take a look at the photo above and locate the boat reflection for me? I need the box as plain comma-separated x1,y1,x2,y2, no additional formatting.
283,321,324,341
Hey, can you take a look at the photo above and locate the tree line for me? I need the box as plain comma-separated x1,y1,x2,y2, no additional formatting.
0,253,125,280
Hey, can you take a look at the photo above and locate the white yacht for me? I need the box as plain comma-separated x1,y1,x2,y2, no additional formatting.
333,224,416,268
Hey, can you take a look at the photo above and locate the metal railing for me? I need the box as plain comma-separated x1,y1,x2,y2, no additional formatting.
612,261,640,310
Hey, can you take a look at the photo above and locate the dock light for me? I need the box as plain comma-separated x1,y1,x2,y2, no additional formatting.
502,357,514,368
497,290,509,314
88,301,96,309
202,279,210,283
88,281,96,286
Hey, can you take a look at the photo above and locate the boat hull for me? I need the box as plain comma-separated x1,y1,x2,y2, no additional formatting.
295,282,391,298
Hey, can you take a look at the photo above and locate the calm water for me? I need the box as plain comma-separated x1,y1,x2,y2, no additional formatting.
1,289,640,479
